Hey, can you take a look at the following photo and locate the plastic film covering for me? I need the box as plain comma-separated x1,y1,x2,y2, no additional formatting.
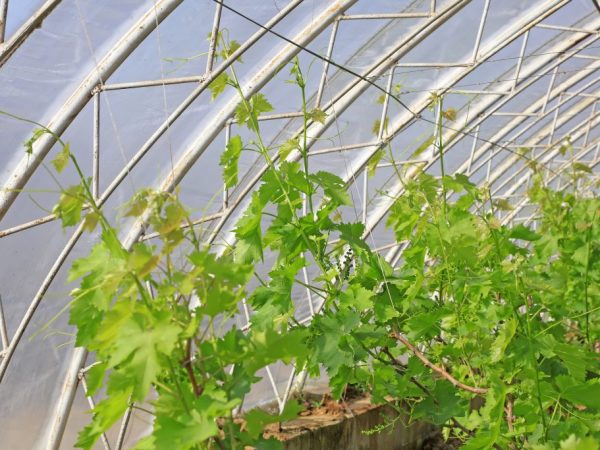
0,0,598,448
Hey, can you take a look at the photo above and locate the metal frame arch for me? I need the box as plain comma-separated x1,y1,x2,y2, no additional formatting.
486,95,599,197
0,1,597,448
339,38,600,247
334,0,575,189
119,0,359,248
3,3,313,445
384,93,600,267
0,0,306,384
463,72,600,180
368,40,600,214
497,110,600,203
0,0,184,221
503,131,600,225
384,134,600,269
360,14,600,239
369,83,598,249
204,0,474,248
0,0,62,67
0,0,304,237
206,0,568,251
0,0,191,384
382,104,600,269
47,2,358,448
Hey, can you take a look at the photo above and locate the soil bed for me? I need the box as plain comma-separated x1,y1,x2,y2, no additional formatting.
259,392,437,450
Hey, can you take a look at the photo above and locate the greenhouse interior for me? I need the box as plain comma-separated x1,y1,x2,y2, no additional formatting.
0,0,599,449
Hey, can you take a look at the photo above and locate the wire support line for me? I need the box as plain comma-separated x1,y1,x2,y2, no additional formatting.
342,43,600,80
211,0,585,185
204,0,581,251
395,66,600,95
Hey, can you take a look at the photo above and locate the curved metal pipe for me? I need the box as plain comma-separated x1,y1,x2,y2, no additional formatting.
121,0,359,248
0,0,184,221
47,2,358,447
503,128,600,225
362,14,600,238
205,0,473,247
0,0,62,67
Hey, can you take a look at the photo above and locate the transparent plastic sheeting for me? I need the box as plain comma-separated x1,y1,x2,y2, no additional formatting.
0,0,598,448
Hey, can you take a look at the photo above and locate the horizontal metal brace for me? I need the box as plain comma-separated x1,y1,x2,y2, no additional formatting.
573,54,600,60
225,111,304,126
376,159,428,168
308,142,379,156
536,23,600,34
505,144,585,148
493,112,539,116
563,91,600,98
447,89,510,95
101,74,206,91
396,62,471,68
339,12,431,20
140,211,224,241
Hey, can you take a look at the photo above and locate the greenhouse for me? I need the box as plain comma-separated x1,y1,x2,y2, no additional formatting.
0,0,599,449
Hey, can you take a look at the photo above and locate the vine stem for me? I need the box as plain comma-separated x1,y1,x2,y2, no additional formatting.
505,395,515,434
224,48,333,290
184,339,202,396
214,437,227,450
295,59,315,217
583,211,595,348
390,332,488,395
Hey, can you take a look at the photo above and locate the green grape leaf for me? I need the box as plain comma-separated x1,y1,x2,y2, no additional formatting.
208,72,230,100
560,435,599,450
412,135,435,157
234,191,265,263
493,198,513,211
82,211,100,232
509,224,540,241
572,162,592,174
307,108,327,124
490,318,517,363
75,386,132,449
219,39,241,60
244,400,303,439
153,412,219,449
553,343,593,381
53,183,86,227
220,135,243,188
24,128,46,155
107,309,182,400
556,376,600,410
367,148,385,177
52,142,71,173
85,361,108,398
442,107,457,121
310,171,351,206
124,189,152,217
371,117,389,136
235,93,273,129
340,284,374,311
279,137,299,160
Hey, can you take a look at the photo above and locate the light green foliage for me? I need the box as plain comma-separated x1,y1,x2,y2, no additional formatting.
208,72,230,100
52,142,71,173
53,184,85,227
220,134,243,188
39,40,599,450
235,93,273,131
307,108,327,124
308,161,600,448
